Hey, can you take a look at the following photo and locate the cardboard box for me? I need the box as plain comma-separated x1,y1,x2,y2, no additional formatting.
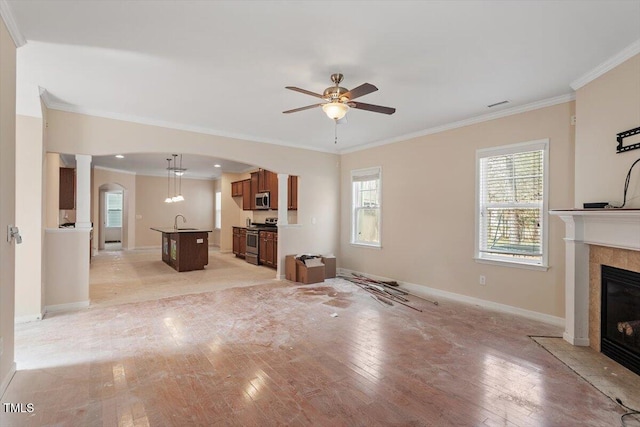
296,258,325,284
285,255,297,282
321,256,336,279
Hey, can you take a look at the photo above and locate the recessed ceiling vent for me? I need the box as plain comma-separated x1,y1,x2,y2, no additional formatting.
487,100,510,108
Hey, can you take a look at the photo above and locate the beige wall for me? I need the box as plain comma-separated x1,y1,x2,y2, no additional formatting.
92,167,136,250
44,109,341,262
575,54,640,208
341,102,575,318
15,115,44,322
135,175,215,248
0,17,16,392
43,229,90,309
218,173,245,252
44,153,60,228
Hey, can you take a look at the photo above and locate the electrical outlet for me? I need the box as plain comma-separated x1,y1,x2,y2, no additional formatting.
570,115,576,125
479,275,486,285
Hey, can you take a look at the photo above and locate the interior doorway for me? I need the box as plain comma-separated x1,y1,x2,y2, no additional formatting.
98,183,126,251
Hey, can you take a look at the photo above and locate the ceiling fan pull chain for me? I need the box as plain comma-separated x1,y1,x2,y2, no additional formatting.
334,119,338,144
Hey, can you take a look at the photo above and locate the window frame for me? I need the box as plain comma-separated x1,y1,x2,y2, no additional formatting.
474,139,549,270
105,191,123,228
350,166,382,248
215,191,221,230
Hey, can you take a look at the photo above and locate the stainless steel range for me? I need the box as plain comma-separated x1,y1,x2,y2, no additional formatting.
245,217,277,265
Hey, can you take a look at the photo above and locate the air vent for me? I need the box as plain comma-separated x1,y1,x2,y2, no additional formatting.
487,100,509,108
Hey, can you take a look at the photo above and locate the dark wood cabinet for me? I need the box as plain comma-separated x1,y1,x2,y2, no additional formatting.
250,172,259,209
259,231,277,268
230,170,297,211
232,227,246,258
159,231,209,272
231,181,242,197
288,175,298,210
59,167,75,210
242,179,251,211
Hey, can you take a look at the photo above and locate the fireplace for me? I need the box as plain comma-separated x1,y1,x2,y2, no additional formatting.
601,265,640,375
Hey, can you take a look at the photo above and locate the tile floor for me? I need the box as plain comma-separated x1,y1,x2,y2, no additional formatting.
1,249,637,426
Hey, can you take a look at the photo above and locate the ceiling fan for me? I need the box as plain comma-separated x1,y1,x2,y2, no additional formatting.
283,73,396,121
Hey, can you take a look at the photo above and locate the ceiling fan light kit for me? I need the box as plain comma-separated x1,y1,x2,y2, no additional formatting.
322,102,349,120
284,73,395,123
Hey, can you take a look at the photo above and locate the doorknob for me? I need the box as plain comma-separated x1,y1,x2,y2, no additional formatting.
7,225,22,244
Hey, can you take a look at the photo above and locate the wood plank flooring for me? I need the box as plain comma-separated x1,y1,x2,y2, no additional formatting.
1,249,630,426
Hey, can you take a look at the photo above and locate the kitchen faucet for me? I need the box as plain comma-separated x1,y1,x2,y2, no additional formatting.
174,214,186,230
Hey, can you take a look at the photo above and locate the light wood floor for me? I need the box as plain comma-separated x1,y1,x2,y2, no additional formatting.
1,249,633,426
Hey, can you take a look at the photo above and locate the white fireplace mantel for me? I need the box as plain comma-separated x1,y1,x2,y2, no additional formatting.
550,209,640,346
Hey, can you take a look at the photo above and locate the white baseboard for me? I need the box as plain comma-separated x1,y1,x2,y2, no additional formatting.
0,362,17,397
338,268,565,327
219,249,233,254
14,313,43,324
563,332,590,346
45,300,90,314
132,245,161,250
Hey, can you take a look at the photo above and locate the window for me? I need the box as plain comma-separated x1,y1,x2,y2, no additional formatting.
106,192,123,228
351,167,381,247
215,191,221,229
476,139,548,269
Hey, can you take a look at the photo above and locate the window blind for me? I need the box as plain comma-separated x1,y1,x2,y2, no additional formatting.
479,149,544,260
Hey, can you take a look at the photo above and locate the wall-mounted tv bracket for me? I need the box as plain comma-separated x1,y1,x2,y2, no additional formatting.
616,126,640,153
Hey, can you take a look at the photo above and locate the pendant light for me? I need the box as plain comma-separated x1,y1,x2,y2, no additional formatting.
174,154,185,202
164,158,173,203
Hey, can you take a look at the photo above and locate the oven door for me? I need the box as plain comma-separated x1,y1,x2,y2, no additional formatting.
245,230,260,265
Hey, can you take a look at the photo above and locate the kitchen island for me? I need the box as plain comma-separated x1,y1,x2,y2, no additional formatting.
150,227,212,272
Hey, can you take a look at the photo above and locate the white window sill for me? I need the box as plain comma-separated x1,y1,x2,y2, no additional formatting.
350,242,382,250
474,257,549,271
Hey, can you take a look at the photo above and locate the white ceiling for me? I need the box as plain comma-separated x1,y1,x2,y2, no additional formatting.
8,0,640,161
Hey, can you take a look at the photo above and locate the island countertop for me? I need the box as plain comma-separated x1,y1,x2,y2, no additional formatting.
150,227,213,233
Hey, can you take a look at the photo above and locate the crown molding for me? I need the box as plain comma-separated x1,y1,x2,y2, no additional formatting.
0,0,26,47
43,100,339,155
570,39,640,90
340,93,576,154
93,165,137,176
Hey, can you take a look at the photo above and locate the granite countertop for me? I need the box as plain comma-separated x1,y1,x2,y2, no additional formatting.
150,227,212,233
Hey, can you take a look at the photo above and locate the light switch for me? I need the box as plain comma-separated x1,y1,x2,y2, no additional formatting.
136,215,142,220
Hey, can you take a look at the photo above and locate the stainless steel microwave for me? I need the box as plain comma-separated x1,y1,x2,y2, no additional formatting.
255,192,269,209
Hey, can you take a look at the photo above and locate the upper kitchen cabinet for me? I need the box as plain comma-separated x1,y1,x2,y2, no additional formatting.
242,179,251,211
59,167,75,209
288,175,298,210
231,180,243,197
231,169,298,210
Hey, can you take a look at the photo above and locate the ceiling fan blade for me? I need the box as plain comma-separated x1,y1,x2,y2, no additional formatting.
343,83,378,100
282,103,324,114
285,86,326,99
350,101,396,115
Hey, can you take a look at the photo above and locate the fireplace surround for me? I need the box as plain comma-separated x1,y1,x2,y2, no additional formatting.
550,209,640,349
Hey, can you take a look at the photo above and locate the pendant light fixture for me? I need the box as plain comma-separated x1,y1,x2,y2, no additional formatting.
164,154,186,203
164,158,173,203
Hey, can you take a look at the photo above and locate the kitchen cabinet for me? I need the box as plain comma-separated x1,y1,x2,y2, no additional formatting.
231,180,243,197
242,179,251,211
288,175,298,210
259,230,277,268
250,172,259,209
59,167,75,210
151,228,211,272
232,227,246,258
269,171,278,209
